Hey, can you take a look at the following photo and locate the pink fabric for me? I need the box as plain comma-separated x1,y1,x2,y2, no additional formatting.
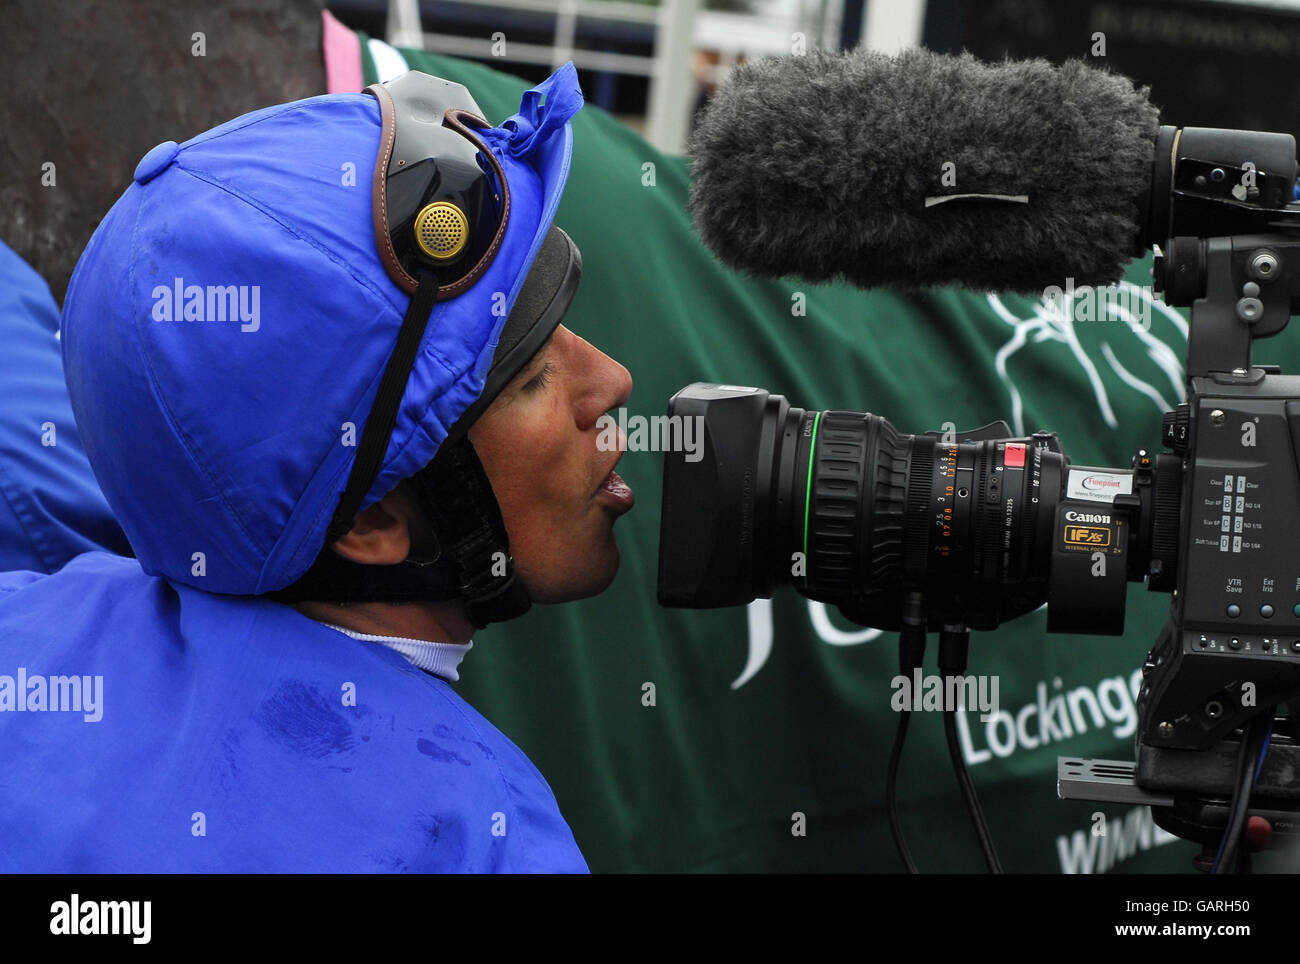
321,9,364,93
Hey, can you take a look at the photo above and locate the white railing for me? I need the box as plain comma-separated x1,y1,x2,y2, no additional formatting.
386,0,703,153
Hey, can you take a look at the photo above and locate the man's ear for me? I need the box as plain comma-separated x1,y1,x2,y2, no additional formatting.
332,489,413,566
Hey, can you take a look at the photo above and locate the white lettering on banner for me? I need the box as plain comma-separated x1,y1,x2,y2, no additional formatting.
739,599,1176,871
733,599,774,690
1056,806,1178,874
955,671,1143,763
735,599,882,688
807,603,883,646
740,603,1139,770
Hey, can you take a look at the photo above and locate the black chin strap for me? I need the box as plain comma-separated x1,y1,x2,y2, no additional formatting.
326,271,442,546
409,436,532,628
271,437,530,629
266,541,463,606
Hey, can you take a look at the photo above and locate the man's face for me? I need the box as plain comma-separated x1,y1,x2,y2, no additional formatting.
468,324,634,604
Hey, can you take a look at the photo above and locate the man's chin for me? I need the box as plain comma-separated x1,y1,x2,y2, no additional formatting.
527,544,621,604
587,547,621,596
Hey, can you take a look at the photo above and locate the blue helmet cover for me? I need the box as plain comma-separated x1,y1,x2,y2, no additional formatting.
61,63,584,595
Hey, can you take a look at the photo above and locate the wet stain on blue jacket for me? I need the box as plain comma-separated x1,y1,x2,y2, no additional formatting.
417,738,470,766
258,679,355,758
216,729,242,792
433,720,493,759
415,810,443,842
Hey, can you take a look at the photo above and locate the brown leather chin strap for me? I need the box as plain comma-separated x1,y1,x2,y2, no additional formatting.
436,109,511,300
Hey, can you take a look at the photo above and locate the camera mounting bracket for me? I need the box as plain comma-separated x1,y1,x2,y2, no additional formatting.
1158,234,1300,377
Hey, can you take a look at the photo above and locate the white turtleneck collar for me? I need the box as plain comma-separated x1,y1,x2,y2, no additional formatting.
321,623,473,682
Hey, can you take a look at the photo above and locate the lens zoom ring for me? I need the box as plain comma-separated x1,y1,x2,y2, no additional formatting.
807,413,905,591
807,414,866,591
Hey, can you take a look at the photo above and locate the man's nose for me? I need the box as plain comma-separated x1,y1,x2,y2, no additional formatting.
605,356,633,411
574,338,632,430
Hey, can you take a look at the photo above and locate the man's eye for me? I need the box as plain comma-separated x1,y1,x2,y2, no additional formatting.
522,361,553,393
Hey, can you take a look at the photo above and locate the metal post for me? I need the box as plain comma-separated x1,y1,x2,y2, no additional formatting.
554,0,579,70
646,0,700,156
861,0,926,53
386,0,425,50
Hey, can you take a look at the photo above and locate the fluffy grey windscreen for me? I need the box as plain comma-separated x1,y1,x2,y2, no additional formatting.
686,48,1161,294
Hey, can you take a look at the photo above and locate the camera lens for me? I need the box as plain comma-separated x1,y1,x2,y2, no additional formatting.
655,384,809,608
657,383,1073,630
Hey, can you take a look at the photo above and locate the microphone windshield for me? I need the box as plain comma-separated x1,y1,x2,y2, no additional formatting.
687,47,1161,293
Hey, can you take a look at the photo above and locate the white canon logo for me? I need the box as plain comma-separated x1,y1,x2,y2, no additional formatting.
1065,510,1111,524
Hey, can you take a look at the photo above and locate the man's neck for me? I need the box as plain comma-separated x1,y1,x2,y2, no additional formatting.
292,599,476,644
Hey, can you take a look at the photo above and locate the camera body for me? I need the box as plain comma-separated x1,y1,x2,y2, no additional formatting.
1134,368,1300,800
657,126,1300,820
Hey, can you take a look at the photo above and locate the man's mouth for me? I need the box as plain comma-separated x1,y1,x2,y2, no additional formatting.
596,468,635,512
